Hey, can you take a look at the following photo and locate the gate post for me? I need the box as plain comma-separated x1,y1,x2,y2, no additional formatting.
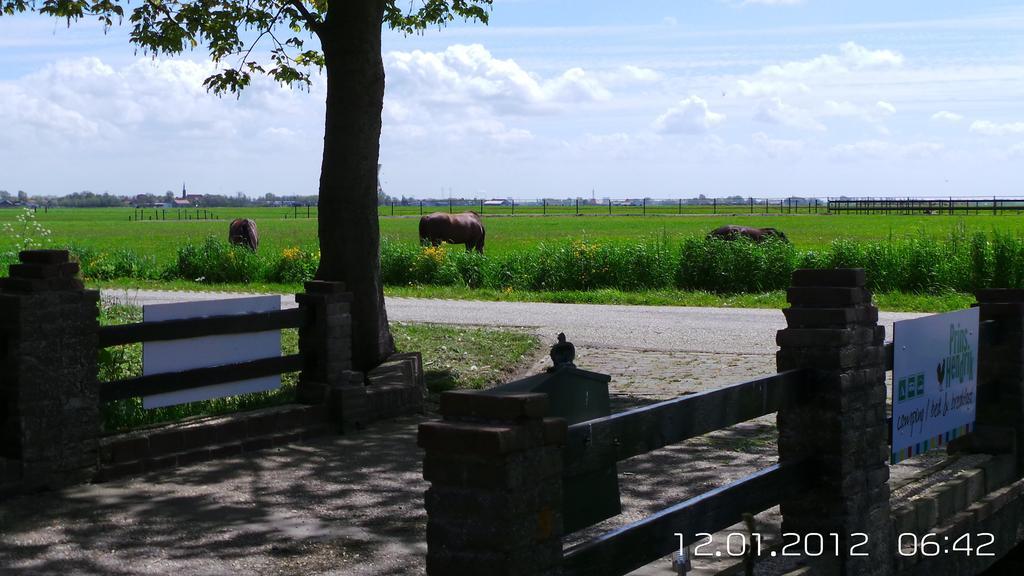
0,249,100,490
776,268,892,576
961,289,1024,472
419,392,567,575
295,280,364,431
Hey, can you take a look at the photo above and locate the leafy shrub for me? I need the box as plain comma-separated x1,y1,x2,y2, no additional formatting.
71,245,163,280
172,236,267,283
268,246,318,283
677,236,797,293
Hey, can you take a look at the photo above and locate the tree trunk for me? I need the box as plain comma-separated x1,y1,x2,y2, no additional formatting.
315,1,395,372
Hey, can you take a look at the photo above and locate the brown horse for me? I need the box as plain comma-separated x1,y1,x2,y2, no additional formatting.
707,225,789,243
228,218,259,251
419,211,486,253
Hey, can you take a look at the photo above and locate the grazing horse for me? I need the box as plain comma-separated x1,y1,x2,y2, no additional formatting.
419,211,486,253
228,218,259,251
707,225,789,243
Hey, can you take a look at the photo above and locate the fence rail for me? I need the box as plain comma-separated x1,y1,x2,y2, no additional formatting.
97,308,306,348
379,198,823,217
562,458,815,576
563,370,807,478
828,198,1024,215
99,354,304,402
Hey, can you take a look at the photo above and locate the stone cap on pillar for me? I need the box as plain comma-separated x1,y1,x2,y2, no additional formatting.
2,250,83,293
790,268,866,288
303,280,348,294
975,289,1024,304
440,391,549,423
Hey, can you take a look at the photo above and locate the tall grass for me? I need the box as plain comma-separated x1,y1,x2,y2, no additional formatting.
8,230,1023,296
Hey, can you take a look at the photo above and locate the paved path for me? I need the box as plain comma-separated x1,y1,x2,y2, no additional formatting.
101,289,925,355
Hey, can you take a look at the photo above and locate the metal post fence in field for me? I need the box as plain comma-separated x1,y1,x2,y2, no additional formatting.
608,199,611,215
481,199,484,215
642,198,646,216
543,199,547,215
512,198,515,215
713,198,717,214
420,201,423,216
308,204,311,218
575,198,579,215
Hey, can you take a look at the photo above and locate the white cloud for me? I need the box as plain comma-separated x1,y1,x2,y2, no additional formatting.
970,120,1024,136
757,42,903,82
0,56,310,149
828,140,944,161
1006,143,1024,159
754,97,824,131
931,111,963,123
653,96,725,134
733,42,904,104
751,132,805,159
384,44,610,116
876,101,896,115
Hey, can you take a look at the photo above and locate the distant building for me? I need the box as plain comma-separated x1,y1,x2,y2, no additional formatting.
165,198,192,208
181,183,203,205
0,199,19,208
483,199,509,207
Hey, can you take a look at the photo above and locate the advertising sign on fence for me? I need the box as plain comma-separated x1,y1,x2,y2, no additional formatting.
891,307,979,463
142,295,282,409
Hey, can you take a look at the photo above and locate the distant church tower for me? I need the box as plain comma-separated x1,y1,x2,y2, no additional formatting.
182,182,187,199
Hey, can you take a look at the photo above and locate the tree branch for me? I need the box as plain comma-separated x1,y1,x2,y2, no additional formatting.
285,0,320,32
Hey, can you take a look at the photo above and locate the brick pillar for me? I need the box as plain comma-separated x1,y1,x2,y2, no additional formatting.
776,269,892,576
295,280,365,431
967,289,1024,471
0,249,100,489
419,392,567,576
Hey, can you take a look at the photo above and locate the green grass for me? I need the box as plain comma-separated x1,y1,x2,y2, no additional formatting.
7,206,1024,315
88,280,975,313
9,206,1024,264
97,303,539,431
392,321,539,393
385,285,974,313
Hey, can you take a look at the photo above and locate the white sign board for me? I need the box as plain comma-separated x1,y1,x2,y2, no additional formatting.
891,307,979,463
142,295,282,409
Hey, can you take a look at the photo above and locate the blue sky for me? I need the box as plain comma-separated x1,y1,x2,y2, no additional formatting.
2,1,1024,199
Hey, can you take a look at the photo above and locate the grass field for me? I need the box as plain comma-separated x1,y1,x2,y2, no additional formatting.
6,206,1024,262
6,207,1024,313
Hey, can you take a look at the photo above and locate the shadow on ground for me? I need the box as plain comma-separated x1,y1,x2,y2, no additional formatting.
0,387,782,576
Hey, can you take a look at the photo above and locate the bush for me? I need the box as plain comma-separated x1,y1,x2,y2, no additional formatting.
268,246,318,283
677,236,797,293
42,228,1024,297
172,236,268,283
71,245,163,280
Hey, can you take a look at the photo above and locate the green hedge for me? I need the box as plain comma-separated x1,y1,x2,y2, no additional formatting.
6,231,1024,295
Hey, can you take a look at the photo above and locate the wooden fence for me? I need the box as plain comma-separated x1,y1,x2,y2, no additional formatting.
828,198,1024,215
96,307,307,402
0,250,424,494
419,270,1024,576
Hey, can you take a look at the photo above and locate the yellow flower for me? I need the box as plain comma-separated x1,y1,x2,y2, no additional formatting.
282,247,301,260
421,245,445,265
